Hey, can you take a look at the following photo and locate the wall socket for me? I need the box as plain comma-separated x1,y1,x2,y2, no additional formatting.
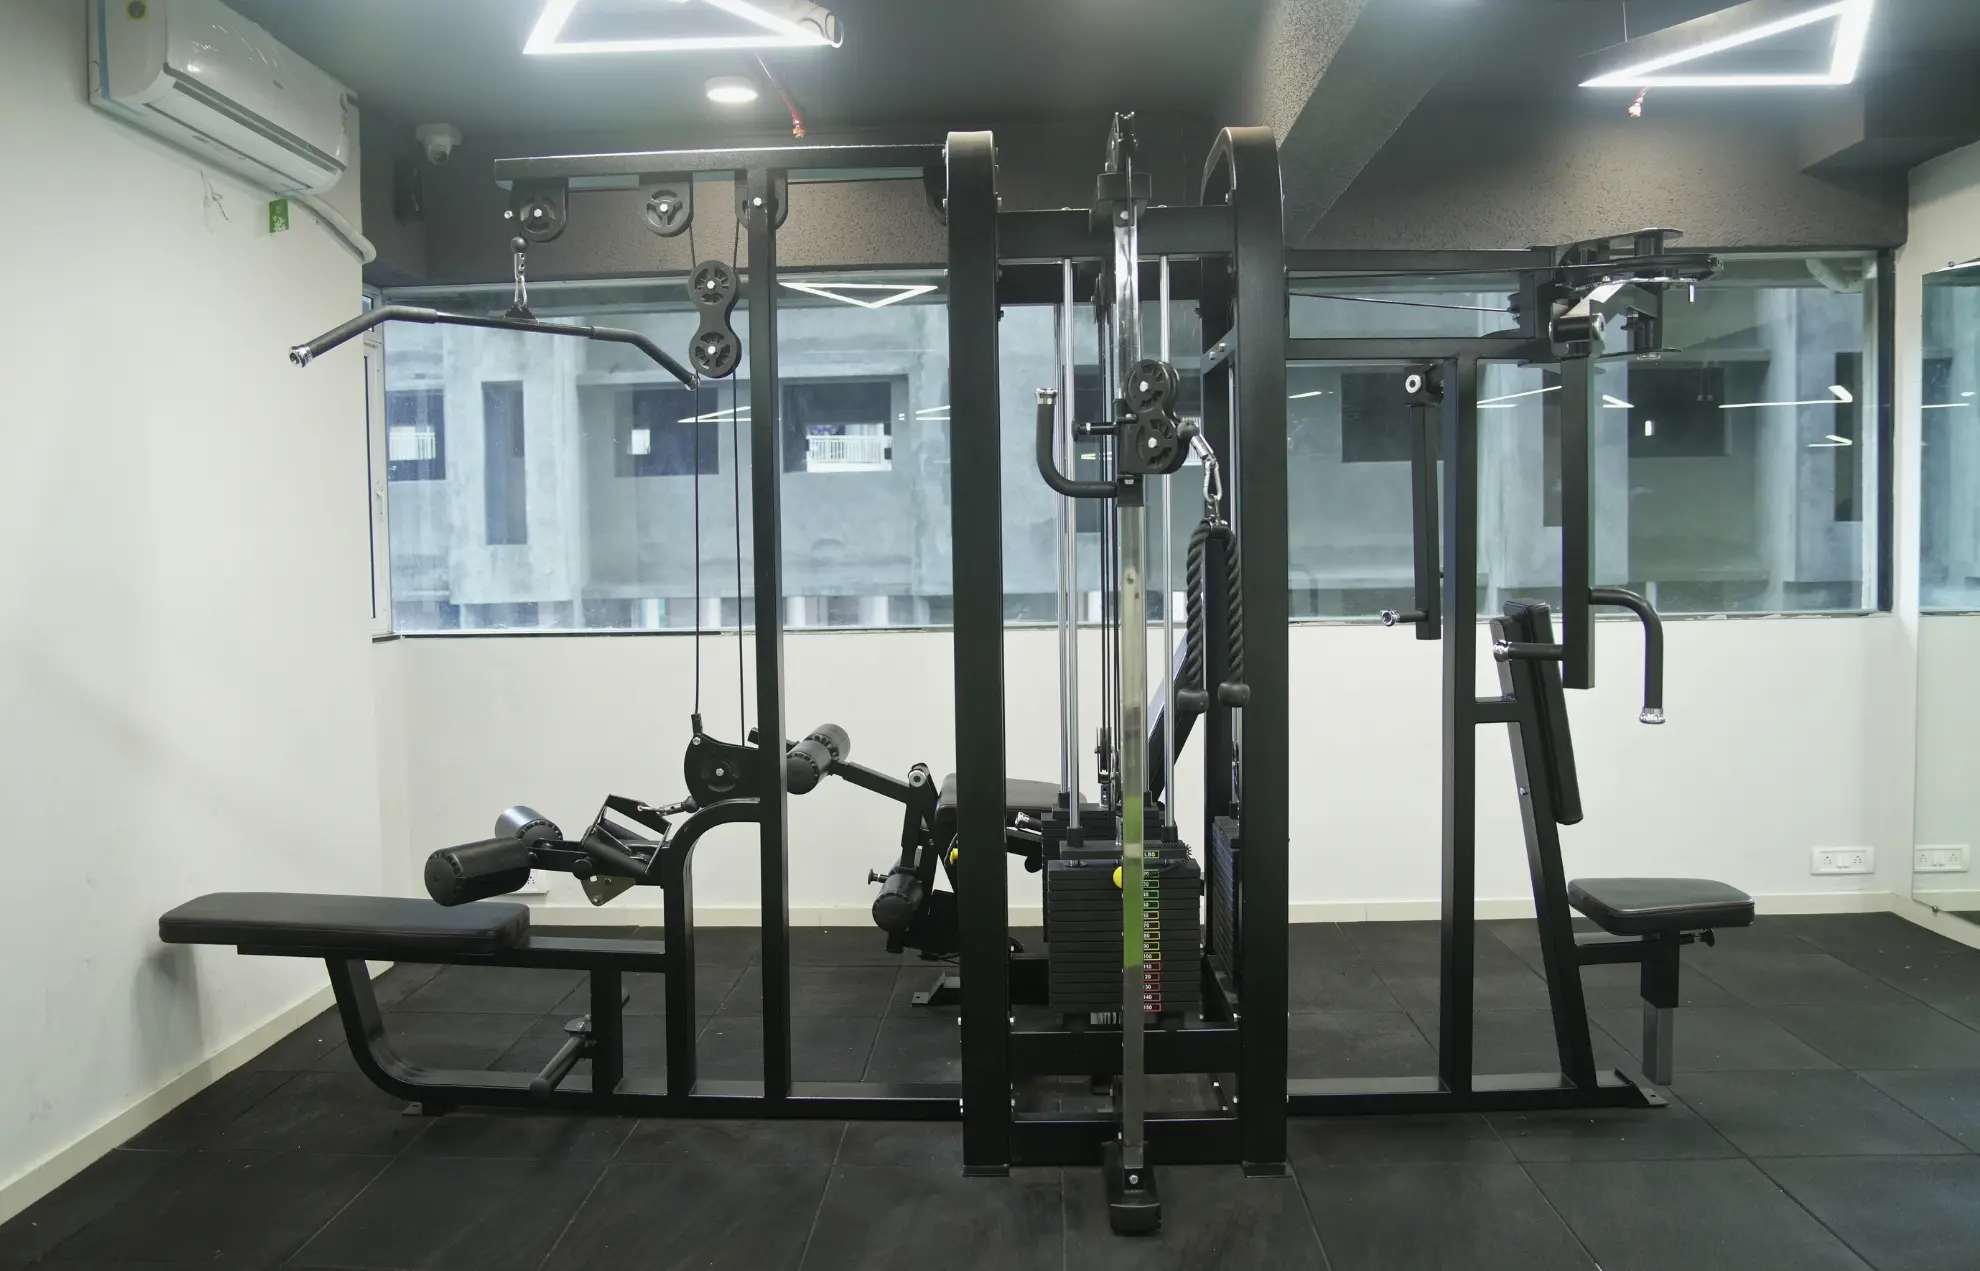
1915,845,1971,874
1812,847,1875,875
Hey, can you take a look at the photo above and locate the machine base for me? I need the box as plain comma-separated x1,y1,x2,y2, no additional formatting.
1102,1141,1162,1235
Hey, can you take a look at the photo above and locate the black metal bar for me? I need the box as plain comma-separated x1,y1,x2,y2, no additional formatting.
493,143,945,184
1590,588,1666,722
1559,356,1595,690
1290,337,1550,363
1205,126,1288,1176
1287,249,1551,276
1473,697,1519,724
242,935,669,971
1438,355,1480,1095
947,131,1012,1177
1288,1072,1658,1115
662,837,698,1096
1411,396,1442,640
1876,247,1896,613
1010,1025,1240,1076
289,306,696,387
590,969,624,1095
1493,618,1600,1089
745,167,793,1102
995,206,1231,263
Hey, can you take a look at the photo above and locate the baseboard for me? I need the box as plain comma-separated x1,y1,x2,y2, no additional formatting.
0,980,343,1229
1892,893,1980,951
1905,888,1980,912
525,890,1901,929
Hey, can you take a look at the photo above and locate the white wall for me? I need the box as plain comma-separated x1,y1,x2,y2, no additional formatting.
0,0,380,1217
384,614,1904,923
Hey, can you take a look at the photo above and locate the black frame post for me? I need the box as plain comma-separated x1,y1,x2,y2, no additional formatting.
1204,127,1288,1175
745,166,793,1101
1437,355,1480,1094
947,132,1012,1176
1558,355,1595,690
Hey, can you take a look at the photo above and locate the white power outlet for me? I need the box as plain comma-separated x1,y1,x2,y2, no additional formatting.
1915,845,1971,874
1812,847,1875,876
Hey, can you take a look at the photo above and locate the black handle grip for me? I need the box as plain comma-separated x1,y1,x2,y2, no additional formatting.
1591,587,1666,724
786,724,851,795
290,306,696,387
425,837,533,906
578,830,650,881
1035,390,1113,499
871,867,926,934
529,1033,586,1099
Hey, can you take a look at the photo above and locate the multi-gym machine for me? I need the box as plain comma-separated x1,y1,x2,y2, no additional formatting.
1279,233,1757,1113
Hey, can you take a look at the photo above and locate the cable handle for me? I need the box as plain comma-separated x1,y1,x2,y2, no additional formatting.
1035,389,1113,499
1591,587,1666,724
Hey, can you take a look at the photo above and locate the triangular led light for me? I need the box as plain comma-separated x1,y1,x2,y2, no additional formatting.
1580,0,1873,88
780,281,940,309
526,0,836,55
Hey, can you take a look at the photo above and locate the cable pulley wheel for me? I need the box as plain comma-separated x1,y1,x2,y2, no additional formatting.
644,188,691,238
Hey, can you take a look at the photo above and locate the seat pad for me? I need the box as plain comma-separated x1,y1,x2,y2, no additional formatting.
935,775,1064,818
1567,878,1754,936
160,893,530,955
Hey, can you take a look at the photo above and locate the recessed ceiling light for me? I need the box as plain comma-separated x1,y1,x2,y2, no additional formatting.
1478,385,1560,409
525,0,837,55
1722,390,1856,409
706,75,759,104
780,281,939,309
1581,0,1874,89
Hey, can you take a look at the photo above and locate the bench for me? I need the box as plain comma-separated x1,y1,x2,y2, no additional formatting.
1498,600,1754,1086
160,892,671,1110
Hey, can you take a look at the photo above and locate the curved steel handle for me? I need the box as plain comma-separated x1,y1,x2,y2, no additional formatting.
291,305,698,388
1591,587,1665,724
1035,390,1113,499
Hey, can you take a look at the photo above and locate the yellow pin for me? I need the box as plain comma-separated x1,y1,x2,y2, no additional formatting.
1112,866,1123,889
948,847,959,865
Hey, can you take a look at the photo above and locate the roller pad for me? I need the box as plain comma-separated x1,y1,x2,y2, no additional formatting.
786,723,851,795
426,837,534,906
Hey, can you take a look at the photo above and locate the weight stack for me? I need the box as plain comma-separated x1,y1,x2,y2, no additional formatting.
1208,817,1241,988
1045,845,1202,1015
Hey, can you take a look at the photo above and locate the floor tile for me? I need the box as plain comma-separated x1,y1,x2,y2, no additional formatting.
0,1150,185,1264
542,1161,826,1271
805,1165,1061,1270
1067,1165,1324,1269
1789,913,1973,959
492,1014,671,1085
720,965,900,1017
1592,1005,1837,1072
403,1110,636,1161
787,927,900,966
1283,960,1399,1012
1288,1012,1437,1079
1301,1161,1595,1270
663,925,761,967
1829,948,1980,1005
1574,960,1741,1009
245,1007,348,1072
1859,1068,1980,1150
398,964,586,1014
1764,1001,1980,1069
1377,962,1552,1012
1287,1113,1511,1165
1289,921,1362,963
1674,1070,1964,1157
1527,1158,1870,1271
125,1070,293,1150
620,1118,845,1169
552,965,741,1018
862,1014,959,1083
293,1155,605,1271
312,1010,537,1074
52,1151,389,1265
369,962,446,1007
1339,921,1525,972
211,1072,432,1155
1761,1155,1980,1271
695,1013,881,1082
1695,951,1913,1006
835,1121,960,1169
1486,1087,1737,1161
1412,1008,1632,1077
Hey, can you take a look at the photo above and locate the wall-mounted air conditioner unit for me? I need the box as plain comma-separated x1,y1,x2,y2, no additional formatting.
88,0,353,197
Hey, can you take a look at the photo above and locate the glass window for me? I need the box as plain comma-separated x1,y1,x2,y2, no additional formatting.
385,389,446,481
1921,262,1980,612
1287,251,1879,619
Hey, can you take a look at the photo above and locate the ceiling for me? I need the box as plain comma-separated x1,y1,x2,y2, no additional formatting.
225,0,1270,140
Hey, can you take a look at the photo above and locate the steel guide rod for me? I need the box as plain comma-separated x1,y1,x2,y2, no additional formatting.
1159,257,1176,830
1112,146,1150,1179
1056,259,1081,825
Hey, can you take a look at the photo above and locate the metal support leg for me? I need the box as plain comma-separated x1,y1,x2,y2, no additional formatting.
1639,935,1681,1086
591,969,624,1096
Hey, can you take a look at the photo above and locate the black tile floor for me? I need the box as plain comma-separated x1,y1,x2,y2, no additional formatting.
9,914,1980,1269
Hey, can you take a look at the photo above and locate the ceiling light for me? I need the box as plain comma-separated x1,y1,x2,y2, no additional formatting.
781,281,939,309
1924,403,1972,411
1829,384,1854,402
1288,390,1332,401
706,75,759,103
1809,434,1854,447
678,406,751,423
1721,392,1855,409
1580,0,1874,89
1478,385,1560,409
525,0,837,55
1603,394,1634,409
914,405,950,418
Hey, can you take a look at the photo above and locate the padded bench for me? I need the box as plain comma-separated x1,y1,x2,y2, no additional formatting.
161,892,530,956
1568,878,1754,938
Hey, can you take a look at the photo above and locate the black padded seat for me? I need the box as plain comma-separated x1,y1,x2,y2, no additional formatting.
1567,878,1754,937
160,893,530,956
935,775,1063,821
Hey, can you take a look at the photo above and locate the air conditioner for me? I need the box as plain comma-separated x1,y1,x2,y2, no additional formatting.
88,0,353,197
